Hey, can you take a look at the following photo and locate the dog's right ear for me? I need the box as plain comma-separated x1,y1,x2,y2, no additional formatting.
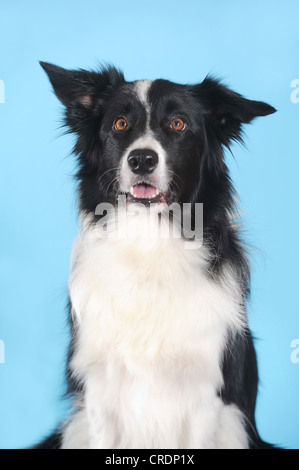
192,77,276,149
40,62,125,116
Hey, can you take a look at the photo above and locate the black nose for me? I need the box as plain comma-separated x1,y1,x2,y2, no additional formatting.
127,148,158,175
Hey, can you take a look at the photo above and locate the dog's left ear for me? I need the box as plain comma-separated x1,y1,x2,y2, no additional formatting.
40,62,125,128
193,77,276,147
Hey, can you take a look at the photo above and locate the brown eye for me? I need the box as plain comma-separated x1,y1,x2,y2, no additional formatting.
171,118,186,131
114,118,128,131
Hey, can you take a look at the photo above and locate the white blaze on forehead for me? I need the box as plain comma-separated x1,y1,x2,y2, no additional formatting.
134,80,152,122
134,80,152,106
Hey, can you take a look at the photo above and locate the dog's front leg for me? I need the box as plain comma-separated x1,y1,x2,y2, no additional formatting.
85,373,117,449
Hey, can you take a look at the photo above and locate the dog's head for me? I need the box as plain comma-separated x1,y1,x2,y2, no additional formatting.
41,62,275,219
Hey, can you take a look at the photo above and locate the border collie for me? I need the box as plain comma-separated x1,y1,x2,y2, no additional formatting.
36,62,276,449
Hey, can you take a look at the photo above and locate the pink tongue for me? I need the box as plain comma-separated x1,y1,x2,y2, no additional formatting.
133,184,157,199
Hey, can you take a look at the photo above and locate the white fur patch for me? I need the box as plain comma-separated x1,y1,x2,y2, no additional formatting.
134,80,152,133
134,80,152,111
61,210,248,449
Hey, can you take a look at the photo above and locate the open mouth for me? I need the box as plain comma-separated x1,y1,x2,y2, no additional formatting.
126,183,167,205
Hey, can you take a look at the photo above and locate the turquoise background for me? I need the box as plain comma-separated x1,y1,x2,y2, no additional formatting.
0,0,298,449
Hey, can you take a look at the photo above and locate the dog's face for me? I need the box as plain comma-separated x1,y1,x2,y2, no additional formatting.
41,63,275,216
100,79,208,208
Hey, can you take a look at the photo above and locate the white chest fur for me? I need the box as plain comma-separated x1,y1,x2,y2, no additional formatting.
62,211,248,449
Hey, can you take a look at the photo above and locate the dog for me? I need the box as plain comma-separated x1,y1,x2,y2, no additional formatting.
36,62,276,449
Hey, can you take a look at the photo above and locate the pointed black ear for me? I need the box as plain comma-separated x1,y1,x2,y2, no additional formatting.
40,61,125,110
193,77,276,147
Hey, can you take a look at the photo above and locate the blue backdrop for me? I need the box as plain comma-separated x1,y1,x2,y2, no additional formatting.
0,0,298,449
